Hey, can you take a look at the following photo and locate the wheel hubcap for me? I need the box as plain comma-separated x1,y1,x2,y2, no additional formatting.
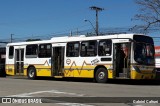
98,72,105,80
29,70,34,78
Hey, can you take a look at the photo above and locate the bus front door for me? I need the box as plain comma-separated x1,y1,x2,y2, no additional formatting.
113,40,131,79
15,49,24,75
52,47,64,76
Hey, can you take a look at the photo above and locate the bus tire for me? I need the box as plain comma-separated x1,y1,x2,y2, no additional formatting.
95,68,108,83
27,67,36,80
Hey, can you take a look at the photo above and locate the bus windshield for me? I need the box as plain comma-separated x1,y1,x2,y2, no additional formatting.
133,35,155,65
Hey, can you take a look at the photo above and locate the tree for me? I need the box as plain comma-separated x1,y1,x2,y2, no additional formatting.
132,0,160,32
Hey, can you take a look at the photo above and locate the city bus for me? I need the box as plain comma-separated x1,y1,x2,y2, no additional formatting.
5,34,156,83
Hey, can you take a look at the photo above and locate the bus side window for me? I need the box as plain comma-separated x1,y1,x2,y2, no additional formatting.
66,42,79,57
38,44,51,58
26,44,38,58
9,46,14,59
98,46,104,56
98,39,112,56
81,40,97,57
80,44,86,56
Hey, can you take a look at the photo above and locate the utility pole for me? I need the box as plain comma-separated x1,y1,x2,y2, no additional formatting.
84,19,97,35
11,34,14,43
90,6,104,36
70,31,72,36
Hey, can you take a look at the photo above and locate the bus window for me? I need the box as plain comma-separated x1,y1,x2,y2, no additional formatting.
38,44,51,58
134,43,155,65
81,40,97,57
26,44,38,58
98,39,112,56
9,46,14,59
66,42,79,57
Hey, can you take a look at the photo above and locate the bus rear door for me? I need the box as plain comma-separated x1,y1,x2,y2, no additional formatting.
52,43,65,77
15,47,24,75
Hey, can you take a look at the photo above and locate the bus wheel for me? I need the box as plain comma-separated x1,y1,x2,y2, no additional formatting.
27,67,36,80
95,68,108,83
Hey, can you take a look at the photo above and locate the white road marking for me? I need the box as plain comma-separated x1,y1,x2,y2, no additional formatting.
7,89,84,97
6,89,94,106
57,103,94,106
133,105,143,106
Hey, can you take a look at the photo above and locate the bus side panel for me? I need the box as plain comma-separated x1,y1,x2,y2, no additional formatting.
5,47,15,75
64,68,94,78
131,70,155,79
6,64,15,75
64,66,74,77
72,66,94,78
23,67,27,76
64,57,94,78
64,65,113,78
73,70,94,78
24,58,52,77
23,66,51,76
105,65,113,79
131,65,155,79
35,66,51,77
64,57,114,78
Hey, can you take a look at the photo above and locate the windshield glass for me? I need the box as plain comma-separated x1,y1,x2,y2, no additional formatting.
134,35,155,65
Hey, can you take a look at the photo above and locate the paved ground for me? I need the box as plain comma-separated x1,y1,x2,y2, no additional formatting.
0,76,160,106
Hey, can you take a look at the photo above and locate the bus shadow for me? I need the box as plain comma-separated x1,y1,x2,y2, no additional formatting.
36,77,94,83
36,77,160,85
7,76,160,85
107,79,160,85
6,75,94,83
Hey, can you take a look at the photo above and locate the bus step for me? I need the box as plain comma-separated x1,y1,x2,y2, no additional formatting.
54,76,63,78
119,73,127,78
116,77,129,79
58,72,64,76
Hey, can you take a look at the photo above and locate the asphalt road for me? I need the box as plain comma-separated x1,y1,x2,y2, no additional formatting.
0,76,160,106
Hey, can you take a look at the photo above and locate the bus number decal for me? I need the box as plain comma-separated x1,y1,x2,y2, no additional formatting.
91,58,100,65
66,59,71,65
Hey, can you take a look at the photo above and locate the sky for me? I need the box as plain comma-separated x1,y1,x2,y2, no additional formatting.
0,0,159,43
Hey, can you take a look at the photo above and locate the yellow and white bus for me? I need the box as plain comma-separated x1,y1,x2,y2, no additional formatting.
5,34,156,82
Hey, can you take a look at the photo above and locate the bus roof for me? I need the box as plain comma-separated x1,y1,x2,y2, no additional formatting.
6,33,146,46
